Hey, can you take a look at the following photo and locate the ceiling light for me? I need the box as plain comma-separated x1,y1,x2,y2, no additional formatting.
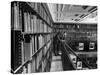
80,14,85,18
88,6,97,13
82,6,88,10
75,19,79,21
75,14,79,16
77,25,79,29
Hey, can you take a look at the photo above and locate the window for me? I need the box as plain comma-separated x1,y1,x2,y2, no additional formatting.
89,42,95,50
78,43,84,50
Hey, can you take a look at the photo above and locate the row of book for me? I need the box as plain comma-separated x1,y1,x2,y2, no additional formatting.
57,30,97,42
24,12,52,33
11,2,22,30
23,34,51,62
22,35,52,73
12,2,52,31
27,2,51,25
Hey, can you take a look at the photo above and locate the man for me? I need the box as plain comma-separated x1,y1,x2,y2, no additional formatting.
53,32,59,56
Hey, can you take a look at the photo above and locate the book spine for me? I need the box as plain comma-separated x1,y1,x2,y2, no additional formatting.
33,16,37,33
27,13,30,33
19,5,22,30
35,36,37,52
31,57,36,72
24,13,27,33
28,62,31,73
14,2,18,30
31,36,34,54
30,14,34,33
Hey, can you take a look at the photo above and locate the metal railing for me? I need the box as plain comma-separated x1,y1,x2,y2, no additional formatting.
58,35,93,70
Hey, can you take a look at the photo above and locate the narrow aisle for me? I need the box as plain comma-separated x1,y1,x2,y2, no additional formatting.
50,53,63,72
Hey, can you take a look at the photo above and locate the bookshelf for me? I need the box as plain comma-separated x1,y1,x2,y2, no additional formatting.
53,23,97,51
11,1,53,74
55,22,97,70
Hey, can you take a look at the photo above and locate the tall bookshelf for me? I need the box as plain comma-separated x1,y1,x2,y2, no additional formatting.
11,1,53,74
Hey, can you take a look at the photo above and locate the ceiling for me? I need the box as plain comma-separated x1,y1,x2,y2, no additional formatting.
47,3,97,23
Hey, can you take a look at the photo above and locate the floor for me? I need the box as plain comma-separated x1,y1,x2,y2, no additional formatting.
50,54,63,72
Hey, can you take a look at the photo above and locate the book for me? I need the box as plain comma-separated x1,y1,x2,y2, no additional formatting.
34,35,38,52
31,57,36,72
27,13,31,33
14,2,19,30
30,14,34,33
34,3,37,12
31,36,35,54
33,15,37,33
36,53,39,70
38,35,43,49
44,23,47,33
36,18,40,33
39,20,42,32
24,12,28,33
28,62,31,73
22,66,27,73
23,42,31,61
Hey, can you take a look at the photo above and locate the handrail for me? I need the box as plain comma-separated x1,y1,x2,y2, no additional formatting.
63,42,77,69
63,41,92,69
57,35,76,70
57,35,92,69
